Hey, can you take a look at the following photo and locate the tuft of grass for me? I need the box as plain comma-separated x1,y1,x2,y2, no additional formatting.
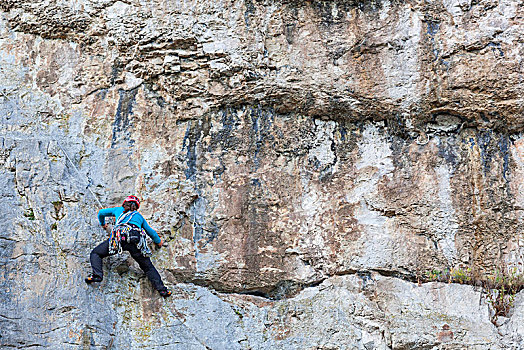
449,267,472,284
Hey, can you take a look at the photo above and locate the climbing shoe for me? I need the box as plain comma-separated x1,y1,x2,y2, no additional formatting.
159,289,172,298
85,274,102,284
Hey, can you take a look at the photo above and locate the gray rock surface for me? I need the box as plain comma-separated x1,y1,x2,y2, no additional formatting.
1,0,524,348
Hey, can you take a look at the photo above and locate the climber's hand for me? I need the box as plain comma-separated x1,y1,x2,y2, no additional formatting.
155,238,164,249
102,224,109,230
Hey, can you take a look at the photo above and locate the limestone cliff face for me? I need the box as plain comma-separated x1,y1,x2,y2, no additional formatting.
1,0,523,349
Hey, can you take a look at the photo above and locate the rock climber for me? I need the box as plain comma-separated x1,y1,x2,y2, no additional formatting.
85,195,172,297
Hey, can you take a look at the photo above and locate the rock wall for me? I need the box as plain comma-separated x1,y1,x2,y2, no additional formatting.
1,0,524,348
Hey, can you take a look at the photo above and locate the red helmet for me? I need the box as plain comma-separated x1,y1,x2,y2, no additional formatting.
123,195,140,209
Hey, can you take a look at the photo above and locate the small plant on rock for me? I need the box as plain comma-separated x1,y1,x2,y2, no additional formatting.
23,208,35,220
423,268,450,283
449,267,472,284
425,269,442,281
484,267,524,322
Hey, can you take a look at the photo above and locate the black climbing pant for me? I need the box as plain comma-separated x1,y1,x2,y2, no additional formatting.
89,239,167,292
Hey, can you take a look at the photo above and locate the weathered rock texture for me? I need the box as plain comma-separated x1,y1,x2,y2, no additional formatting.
1,0,524,348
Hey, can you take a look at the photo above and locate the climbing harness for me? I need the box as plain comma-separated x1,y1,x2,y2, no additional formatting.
108,211,137,255
108,211,152,257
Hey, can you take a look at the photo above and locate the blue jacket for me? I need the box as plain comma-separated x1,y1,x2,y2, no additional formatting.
98,207,161,244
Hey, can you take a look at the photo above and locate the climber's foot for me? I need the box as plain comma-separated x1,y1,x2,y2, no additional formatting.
159,289,172,298
85,274,102,284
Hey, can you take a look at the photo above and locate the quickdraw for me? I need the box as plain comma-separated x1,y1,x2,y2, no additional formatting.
108,226,123,255
138,228,152,257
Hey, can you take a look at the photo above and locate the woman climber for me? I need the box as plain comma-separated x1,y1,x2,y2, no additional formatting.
85,195,172,297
